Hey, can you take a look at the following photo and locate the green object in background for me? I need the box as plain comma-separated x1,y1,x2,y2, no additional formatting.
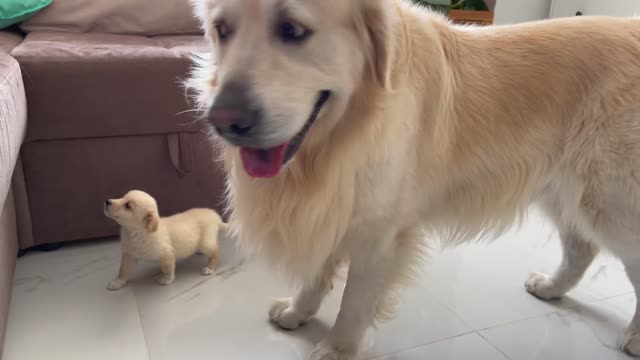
450,0,465,10
412,0,449,14
0,0,52,29
411,0,490,14
462,0,490,11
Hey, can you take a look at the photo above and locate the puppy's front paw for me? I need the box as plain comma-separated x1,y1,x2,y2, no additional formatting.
156,274,175,286
201,267,215,276
309,338,357,360
623,326,640,356
269,297,309,330
107,279,126,291
525,272,564,300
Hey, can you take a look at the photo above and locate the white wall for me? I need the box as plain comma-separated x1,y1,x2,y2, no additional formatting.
550,0,640,18
493,0,552,24
494,0,639,24
549,0,583,18
582,0,640,17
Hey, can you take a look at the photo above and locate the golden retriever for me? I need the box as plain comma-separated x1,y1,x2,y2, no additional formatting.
188,0,640,358
104,190,226,289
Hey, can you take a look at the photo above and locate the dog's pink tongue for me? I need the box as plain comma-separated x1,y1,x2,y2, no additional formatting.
240,144,287,178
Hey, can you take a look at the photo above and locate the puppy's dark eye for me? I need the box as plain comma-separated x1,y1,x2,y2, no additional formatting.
278,20,312,44
215,20,232,42
125,202,131,210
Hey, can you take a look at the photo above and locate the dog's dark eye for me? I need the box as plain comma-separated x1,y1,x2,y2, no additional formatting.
125,202,131,210
278,20,312,44
215,20,232,42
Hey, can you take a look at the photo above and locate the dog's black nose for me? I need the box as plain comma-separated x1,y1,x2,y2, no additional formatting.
208,108,253,136
105,200,112,206
208,81,261,137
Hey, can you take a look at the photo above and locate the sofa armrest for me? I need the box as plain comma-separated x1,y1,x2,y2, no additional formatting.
0,51,27,217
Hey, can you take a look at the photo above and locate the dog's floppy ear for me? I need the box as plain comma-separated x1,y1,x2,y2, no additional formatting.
357,0,396,90
144,213,159,233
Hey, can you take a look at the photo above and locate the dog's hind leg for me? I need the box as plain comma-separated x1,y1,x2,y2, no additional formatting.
532,175,640,356
200,230,220,276
588,219,640,356
526,227,599,300
526,187,600,300
269,257,340,330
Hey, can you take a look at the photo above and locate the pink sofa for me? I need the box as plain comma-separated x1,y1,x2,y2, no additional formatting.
10,31,225,249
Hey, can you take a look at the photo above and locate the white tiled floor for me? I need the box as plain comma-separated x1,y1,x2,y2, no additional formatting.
3,208,637,360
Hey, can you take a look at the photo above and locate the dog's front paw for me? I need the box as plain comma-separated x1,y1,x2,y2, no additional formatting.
309,338,357,360
525,272,564,300
269,297,309,330
107,279,126,291
623,326,640,356
156,274,175,286
201,267,215,276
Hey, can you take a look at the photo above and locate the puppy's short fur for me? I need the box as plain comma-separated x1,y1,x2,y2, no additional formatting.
105,190,226,290
189,0,640,359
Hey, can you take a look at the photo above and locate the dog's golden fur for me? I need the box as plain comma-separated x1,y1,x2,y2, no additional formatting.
189,0,640,358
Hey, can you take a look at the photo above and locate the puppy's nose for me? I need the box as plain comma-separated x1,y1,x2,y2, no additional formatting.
208,81,261,137
105,200,112,206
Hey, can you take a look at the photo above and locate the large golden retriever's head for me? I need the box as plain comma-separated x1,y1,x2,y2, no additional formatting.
189,0,395,178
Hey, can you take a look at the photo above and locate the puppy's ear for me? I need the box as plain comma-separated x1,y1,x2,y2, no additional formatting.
357,0,396,90
144,213,159,233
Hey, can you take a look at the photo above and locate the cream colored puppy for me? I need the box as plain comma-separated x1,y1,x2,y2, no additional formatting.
104,190,226,290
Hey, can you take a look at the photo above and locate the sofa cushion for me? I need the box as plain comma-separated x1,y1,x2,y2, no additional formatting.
153,35,211,57
11,32,209,142
0,31,24,54
0,52,27,212
20,0,200,36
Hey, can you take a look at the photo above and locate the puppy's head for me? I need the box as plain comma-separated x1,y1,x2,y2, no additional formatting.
189,0,396,178
104,190,160,233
